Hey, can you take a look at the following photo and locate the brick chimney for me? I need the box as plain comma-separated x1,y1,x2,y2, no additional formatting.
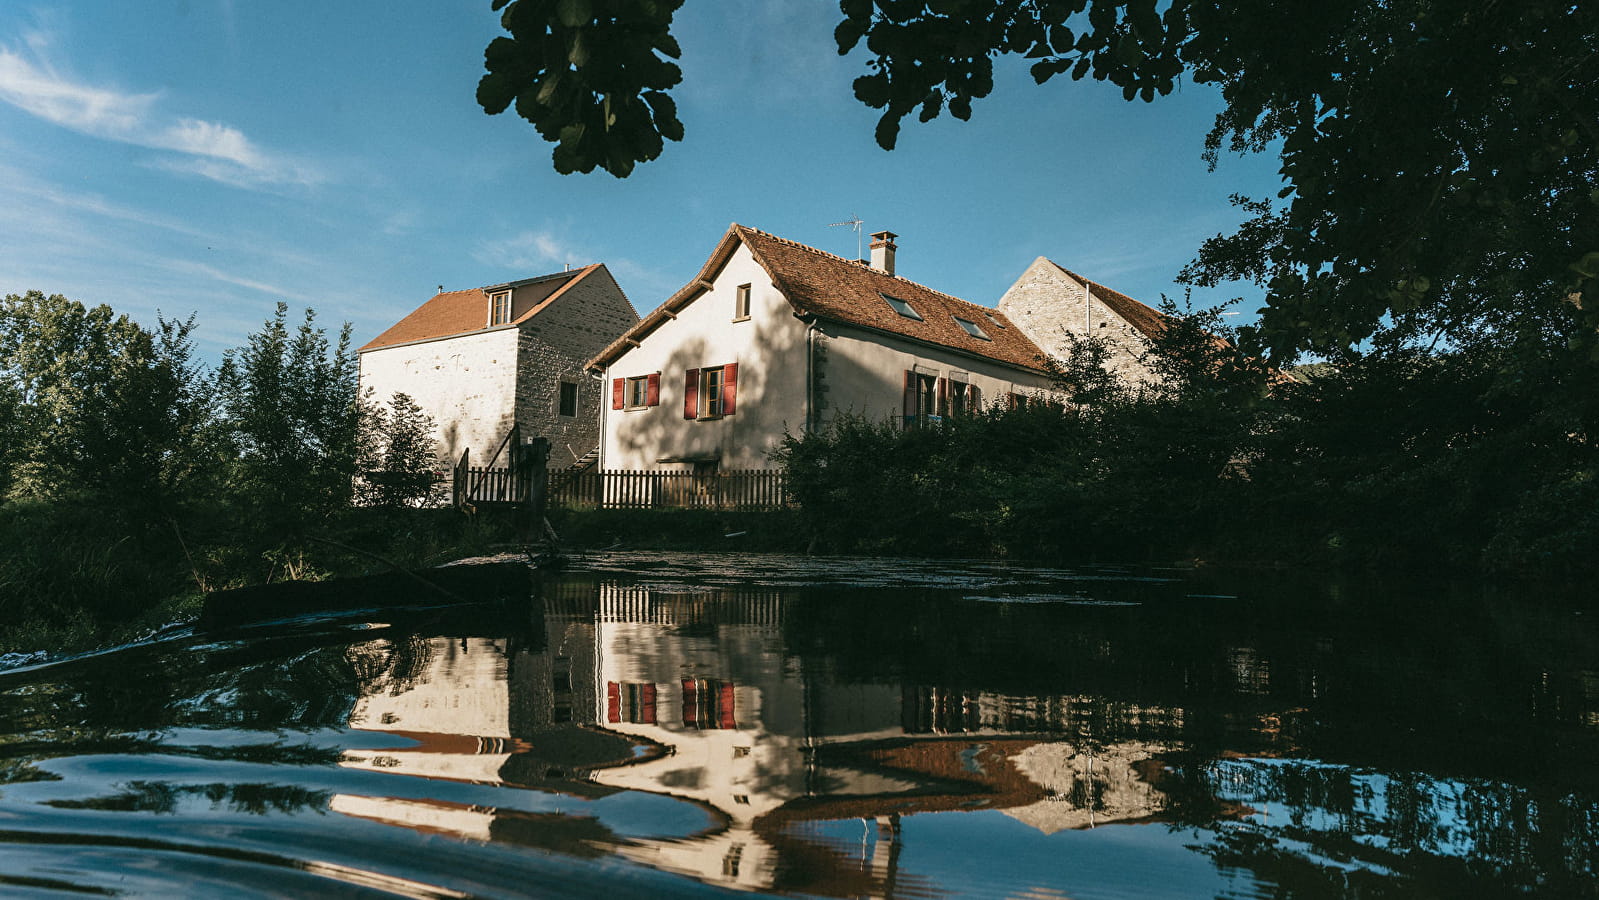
869,230,897,275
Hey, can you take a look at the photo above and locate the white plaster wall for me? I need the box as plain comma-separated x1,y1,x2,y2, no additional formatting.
818,321,1059,425
601,244,810,470
358,328,521,466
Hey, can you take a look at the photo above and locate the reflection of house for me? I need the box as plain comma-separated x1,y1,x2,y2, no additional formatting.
331,581,1204,896
358,266,638,469
586,225,1059,471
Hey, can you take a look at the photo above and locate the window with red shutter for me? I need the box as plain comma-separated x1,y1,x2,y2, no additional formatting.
645,372,660,406
611,378,624,410
722,363,737,415
684,368,700,419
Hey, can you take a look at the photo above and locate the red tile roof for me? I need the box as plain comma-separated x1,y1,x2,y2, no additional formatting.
360,265,602,352
588,225,1049,373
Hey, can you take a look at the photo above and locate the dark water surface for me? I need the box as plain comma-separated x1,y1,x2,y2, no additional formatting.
1,552,1595,898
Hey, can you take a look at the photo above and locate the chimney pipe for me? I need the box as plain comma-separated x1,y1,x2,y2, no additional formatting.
869,230,898,276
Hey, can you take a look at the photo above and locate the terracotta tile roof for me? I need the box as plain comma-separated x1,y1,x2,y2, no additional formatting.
588,225,1049,373
738,227,1048,372
359,265,601,352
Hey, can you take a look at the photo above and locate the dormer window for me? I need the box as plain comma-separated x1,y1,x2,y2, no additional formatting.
489,290,511,325
953,316,990,340
881,292,922,321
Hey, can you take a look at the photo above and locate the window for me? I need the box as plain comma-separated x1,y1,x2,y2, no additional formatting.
682,678,736,729
734,283,751,321
881,292,923,321
683,363,739,419
606,682,658,725
489,290,511,325
557,381,579,417
983,310,1007,330
612,373,660,410
902,370,941,428
627,376,650,409
953,316,990,340
701,366,725,418
949,379,980,416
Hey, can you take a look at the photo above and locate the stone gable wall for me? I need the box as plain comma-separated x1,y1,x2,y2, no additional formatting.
514,269,639,468
997,259,1162,390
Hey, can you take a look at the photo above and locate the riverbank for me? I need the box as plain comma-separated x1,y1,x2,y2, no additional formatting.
4,500,1591,657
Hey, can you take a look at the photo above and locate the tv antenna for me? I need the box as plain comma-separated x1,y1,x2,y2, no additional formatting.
828,214,865,260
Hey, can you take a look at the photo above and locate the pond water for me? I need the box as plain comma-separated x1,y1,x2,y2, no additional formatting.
0,552,1595,898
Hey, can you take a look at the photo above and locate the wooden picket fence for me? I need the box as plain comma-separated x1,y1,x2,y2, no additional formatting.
455,465,788,511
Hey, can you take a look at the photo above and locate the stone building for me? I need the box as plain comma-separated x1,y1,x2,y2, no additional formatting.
998,256,1174,391
358,265,638,471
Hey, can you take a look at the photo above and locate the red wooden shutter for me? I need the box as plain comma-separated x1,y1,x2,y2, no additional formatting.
684,369,700,419
723,363,738,415
606,682,620,723
646,372,660,406
719,682,736,729
903,370,916,425
641,683,657,725
937,377,948,416
681,678,698,726
611,378,624,410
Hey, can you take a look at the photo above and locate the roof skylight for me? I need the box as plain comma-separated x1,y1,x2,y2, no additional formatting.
881,292,923,321
953,316,990,340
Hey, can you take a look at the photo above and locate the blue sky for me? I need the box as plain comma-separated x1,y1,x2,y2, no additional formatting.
0,1,1282,362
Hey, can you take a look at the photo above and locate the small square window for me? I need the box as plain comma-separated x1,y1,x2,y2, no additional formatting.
881,292,923,321
626,375,650,409
734,284,751,321
558,381,579,417
490,290,511,325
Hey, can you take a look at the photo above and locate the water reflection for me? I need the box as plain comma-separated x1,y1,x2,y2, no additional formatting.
1,557,1595,898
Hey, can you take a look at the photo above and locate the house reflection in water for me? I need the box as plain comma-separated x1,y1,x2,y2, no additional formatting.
331,579,1200,895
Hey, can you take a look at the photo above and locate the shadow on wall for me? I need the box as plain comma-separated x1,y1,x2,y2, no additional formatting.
607,313,887,470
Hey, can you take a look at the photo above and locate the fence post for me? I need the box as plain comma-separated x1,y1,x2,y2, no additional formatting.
516,437,550,544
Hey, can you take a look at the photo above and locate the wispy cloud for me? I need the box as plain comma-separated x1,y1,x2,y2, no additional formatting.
474,229,589,271
0,31,319,189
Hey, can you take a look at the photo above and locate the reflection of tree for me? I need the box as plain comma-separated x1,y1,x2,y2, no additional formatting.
46,781,331,816
1175,759,1599,896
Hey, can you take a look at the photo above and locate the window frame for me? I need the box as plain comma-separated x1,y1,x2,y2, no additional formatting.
699,365,726,419
557,380,579,417
733,283,752,321
489,290,512,326
625,375,650,410
881,292,924,321
953,315,991,340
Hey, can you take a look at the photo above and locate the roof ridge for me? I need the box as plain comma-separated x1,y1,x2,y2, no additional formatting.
735,224,998,313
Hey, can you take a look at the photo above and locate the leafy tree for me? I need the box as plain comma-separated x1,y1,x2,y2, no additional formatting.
0,291,209,518
480,0,1598,360
215,303,367,522
357,392,445,508
477,0,685,177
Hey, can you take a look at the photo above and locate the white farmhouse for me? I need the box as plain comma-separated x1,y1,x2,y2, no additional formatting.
587,225,1058,471
358,265,637,470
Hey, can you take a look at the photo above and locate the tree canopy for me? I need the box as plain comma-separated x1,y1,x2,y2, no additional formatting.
477,0,1599,360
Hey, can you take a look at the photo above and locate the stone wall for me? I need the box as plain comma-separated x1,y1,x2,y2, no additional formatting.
514,266,639,468
997,257,1162,390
